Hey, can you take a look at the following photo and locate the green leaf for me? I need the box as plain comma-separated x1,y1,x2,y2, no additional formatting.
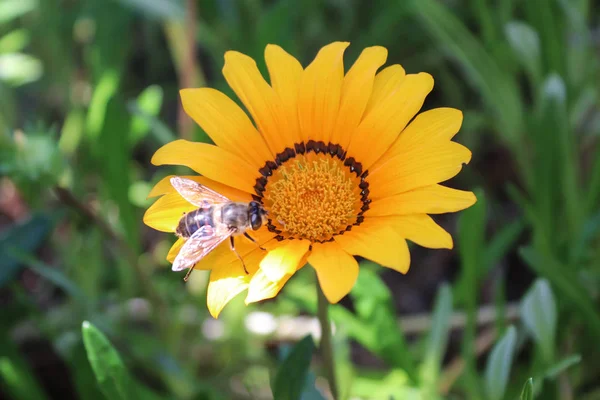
272,335,315,400
129,85,164,147
410,0,523,145
99,97,139,255
484,326,517,400
115,0,185,21
0,213,54,287
82,321,131,400
520,279,556,361
520,378,534,400
419,284,452,394
350,267,416,380
519,247,600,338
504,21,541,85
0,357,48,400
483,219,525,273
0,53,43,86
6,249,86,303
0,0,38,24
456,188,486,396
544,354,581,380
0,29,31,54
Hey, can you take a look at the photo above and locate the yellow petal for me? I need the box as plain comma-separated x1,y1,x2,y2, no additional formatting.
368,142,472,199
245,267,293,304
368,184,476,216
330,46,388,147
180,88,272,168
381,214,453,249
347,73,434,170
265,44,303,144
364,64,406,116
151,140,257,193
167,237,185,262
147,175,252,201
309,241,358,303
335,221,410,274
297,42,349,143
143,192,196,232
195,230,276,270
372,108,463,170
222,51,288,154
259,239,310,282
206,258,253,318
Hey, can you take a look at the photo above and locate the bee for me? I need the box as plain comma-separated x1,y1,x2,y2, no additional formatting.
170,176,268,281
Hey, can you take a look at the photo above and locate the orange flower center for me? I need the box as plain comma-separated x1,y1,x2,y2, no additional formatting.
252,141,371,243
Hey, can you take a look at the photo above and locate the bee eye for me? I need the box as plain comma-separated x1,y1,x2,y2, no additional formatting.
250,212,262,230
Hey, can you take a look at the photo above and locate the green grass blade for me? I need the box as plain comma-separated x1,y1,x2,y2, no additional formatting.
520,378,534,400
419,284,453,397
82,321,131,400
484,326,517,400
0,357,49,400
520,279,557,362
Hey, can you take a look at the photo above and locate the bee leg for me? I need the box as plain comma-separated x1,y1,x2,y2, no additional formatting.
230,236,248,274
243,232,266,251
183,266,194,282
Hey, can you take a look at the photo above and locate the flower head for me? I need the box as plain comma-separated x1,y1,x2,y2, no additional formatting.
144,42,476,318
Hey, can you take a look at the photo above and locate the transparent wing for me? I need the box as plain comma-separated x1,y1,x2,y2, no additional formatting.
172,225,234,271
170,176,230,208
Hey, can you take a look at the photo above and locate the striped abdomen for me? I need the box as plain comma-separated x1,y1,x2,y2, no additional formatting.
175,208,214,238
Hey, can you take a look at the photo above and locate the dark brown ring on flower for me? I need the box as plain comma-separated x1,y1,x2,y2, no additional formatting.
256,141,371,239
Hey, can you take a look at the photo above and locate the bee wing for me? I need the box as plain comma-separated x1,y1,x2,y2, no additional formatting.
172,225,234,272
170,176,231,208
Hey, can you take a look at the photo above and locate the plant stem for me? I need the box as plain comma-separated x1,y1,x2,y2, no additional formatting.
316,280,338,400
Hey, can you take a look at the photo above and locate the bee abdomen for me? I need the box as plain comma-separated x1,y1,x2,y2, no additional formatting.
176,208,214,238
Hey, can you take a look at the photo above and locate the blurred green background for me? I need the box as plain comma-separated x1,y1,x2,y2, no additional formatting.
1,0,599,399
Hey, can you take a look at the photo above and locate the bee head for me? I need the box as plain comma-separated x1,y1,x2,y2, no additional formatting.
249,201,268,231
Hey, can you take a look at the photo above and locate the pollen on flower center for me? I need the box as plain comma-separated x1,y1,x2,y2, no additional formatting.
252,141,371,243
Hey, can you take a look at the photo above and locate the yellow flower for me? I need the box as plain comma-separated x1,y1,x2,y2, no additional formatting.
144,42,476,318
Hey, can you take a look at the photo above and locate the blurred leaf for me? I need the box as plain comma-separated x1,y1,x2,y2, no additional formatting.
0,53,42,86
58,109,85,157
350,369,416,399
272,335,315,400
350,267,416,381
115,0,184,21
456,188,485,396
7,249,86,303
0,0,38,24
483,219,525,272
520,247,600,338
504,21,541,85
127,102,175,146
82,321,131,400
419,284,452,395
520,378,534,400
0,357,48,400
99,97,139,253
520,279,556,361
0,29,31,54
129,85,164,147
0,213,54,287
411,0,523,145
544,354,581,380
86,70,120,142
484,326,517,400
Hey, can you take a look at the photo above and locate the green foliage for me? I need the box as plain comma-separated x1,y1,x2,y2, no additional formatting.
271,335,316,400
520,378,534,400
484,326,517,400
82,321,132,399
1,0,600,399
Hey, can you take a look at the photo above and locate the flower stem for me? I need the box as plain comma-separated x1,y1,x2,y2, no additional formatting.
316,280,338,400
